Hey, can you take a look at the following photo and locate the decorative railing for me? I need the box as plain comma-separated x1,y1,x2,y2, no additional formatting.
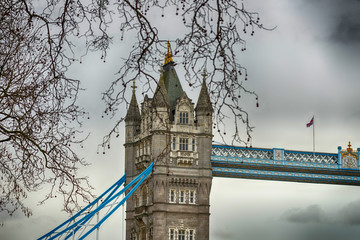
284,151,338,164
211,145,338,165
212,146,272,160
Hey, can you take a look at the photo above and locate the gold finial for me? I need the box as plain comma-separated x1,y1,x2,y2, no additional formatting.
164,41,173,64
131,80,137,94
347,141,353,152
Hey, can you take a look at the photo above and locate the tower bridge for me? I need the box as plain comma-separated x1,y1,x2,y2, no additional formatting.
39,43,360,240
212,144,360,186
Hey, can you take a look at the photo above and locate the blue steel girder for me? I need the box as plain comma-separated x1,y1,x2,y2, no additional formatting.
211,145,360,186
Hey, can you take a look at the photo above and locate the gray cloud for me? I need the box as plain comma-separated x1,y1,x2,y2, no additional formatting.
339,199,360,225
298,0,360,45
281,204,326,223
282,200,360,226
331,14,360,44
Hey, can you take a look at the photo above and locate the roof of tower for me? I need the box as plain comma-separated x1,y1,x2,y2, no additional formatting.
125,81,141,122
153,70,170,108
195,70,213,113
162,41,184,114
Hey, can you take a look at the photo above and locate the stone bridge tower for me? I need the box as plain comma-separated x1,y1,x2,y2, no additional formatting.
124,42,213,240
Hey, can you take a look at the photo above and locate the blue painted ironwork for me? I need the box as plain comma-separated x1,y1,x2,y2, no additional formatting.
38,162,154,240
212,145,338,164
284,151,337,164
211,144,360,185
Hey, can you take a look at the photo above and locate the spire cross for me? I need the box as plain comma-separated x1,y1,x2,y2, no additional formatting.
131,80,137,94
201,68,208,79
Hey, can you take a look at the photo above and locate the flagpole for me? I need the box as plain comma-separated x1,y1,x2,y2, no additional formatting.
306,116,315,161
313,116,315,160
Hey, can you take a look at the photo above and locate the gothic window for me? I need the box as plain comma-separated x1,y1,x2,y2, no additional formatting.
179,112,189,124
168,228,196,240
170,190,175,202
179,138,188,151
169,189,176,203
179,190,185,203
169,228,175,240
178,230,185,240
189,230,195,240
189,190,196,204
172,137,176,150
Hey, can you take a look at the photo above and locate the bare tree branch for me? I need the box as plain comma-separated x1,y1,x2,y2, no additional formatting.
1,0,273,218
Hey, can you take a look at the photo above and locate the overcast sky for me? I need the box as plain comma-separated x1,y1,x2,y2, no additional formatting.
2,0,360,239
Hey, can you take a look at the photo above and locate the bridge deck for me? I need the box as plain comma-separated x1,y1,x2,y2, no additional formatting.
211,145,360,186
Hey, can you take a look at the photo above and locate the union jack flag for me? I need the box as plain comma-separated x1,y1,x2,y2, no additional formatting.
306,117,314,127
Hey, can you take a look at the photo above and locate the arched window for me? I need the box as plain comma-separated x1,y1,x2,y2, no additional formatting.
179,112,189,124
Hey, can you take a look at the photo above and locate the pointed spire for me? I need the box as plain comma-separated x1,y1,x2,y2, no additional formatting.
153,70,170,108
125,80,141,122
164,41,173,65
196,68,213,113
161,42,183,119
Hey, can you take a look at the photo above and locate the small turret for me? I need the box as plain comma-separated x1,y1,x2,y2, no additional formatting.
195,69,213,133
124,81,141,179
125,81,141,143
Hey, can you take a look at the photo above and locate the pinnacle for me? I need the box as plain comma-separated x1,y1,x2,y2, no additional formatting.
196,72,213,113
125,82,141,122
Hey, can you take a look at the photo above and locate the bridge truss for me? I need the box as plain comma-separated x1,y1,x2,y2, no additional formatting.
212,144,360,185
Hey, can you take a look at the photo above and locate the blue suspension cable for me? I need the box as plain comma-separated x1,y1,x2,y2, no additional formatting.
38,162,153,240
